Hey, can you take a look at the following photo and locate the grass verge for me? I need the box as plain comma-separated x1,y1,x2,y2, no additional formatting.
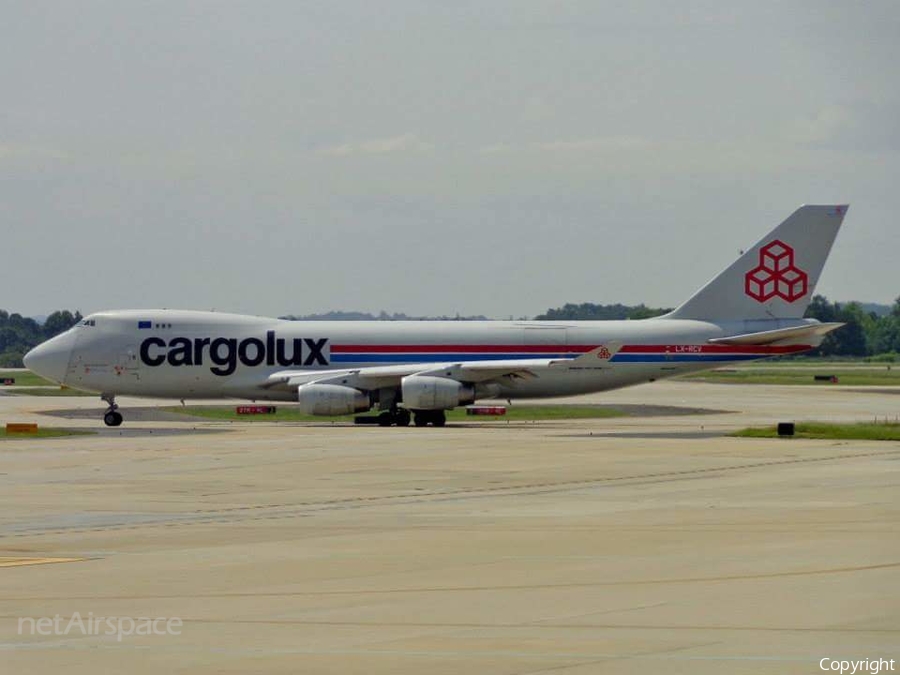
0,428,94,440
0,370,58,387
1,387,95,397
166,404,627,423
732,422,900,441
680,368,900,386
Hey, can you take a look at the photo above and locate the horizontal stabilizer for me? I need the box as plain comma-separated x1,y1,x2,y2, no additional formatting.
708,322,844,346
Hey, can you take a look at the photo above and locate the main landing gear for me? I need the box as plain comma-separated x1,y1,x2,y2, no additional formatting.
369,408,445,427
101,394,123,427
376,408,412,427
413,410,446,427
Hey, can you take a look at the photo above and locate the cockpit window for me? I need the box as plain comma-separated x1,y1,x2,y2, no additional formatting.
81,319,96,327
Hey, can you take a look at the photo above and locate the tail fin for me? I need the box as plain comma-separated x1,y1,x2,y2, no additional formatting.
666,204,848,322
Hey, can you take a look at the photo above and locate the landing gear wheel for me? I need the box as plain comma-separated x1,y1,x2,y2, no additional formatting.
395,409,411,427
377,411,394,427
101,393,122,427
412,410,446,427
104,410,123,427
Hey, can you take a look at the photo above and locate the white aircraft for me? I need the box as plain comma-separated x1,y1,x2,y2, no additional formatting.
25,204,848,427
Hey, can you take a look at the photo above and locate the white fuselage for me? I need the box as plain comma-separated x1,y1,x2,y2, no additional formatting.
39,309,814,402
21,204,848,427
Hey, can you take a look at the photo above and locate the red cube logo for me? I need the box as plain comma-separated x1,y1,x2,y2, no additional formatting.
761,241,792,273
745,240,808,303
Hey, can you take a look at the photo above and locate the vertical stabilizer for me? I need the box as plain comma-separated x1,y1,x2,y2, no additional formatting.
665,205,848,322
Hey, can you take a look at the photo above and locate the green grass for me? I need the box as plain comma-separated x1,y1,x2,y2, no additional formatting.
0,370,93,396
166,404,627,423
1,387,95,397
0,428,94,440
732,421,900,441
680,367,900,386
0,370,58,387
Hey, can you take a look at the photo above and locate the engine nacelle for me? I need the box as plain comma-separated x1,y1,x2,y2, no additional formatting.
401,375,475,410
297,384,370,416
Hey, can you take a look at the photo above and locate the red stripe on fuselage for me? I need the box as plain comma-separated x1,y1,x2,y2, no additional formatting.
331,344,811,354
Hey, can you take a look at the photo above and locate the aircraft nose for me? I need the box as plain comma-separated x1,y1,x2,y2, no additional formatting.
23,332,75,384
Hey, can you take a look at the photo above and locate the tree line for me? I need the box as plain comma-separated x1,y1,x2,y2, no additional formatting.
281,310,490,321
535,303,671,321
0,310,82,367
804,295,900,357
536,295,900,358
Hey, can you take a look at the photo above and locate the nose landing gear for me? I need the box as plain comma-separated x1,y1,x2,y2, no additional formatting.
101,394,123,427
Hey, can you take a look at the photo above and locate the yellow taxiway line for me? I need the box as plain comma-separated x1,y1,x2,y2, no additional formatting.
0,557,84,568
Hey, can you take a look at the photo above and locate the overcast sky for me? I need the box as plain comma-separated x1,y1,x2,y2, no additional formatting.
2,1,897,319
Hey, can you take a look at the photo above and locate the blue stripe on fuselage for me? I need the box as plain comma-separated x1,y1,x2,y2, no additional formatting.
331,353,568,363
611,354,763,362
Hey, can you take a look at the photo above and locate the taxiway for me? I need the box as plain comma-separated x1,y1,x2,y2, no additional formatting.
1,381,897,674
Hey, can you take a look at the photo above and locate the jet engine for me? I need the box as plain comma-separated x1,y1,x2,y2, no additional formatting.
297,384,370,415
401,375,475,410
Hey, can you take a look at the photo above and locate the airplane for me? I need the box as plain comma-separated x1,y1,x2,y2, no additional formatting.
25,204,848,428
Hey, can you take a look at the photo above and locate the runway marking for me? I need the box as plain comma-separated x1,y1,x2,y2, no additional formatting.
29,616,887,634
3,560,898,602
4,448,899,538
0,557,83,568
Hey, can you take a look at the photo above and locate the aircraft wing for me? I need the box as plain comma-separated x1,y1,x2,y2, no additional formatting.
261,344,617,392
